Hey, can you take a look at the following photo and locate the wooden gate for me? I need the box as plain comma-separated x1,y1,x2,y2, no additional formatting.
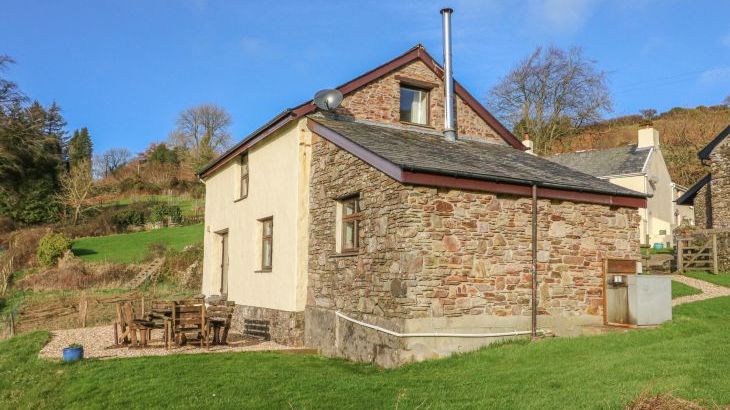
677,233,718,274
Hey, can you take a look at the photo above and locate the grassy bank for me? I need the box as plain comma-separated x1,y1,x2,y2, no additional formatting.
671,280,701,299
71,224,203,264
2,297,729,408
682,271,730,288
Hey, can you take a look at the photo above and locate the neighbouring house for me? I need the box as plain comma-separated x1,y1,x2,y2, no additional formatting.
549,126,693,247
197,42,646,367
677,125,730,229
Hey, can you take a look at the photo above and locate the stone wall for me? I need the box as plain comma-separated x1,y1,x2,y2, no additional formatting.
693,182,712,229
335,59,505,145
710,142,730,229
232,304,305,346
306,137,641,366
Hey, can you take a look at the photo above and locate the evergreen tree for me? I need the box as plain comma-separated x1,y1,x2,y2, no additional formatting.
68,127,92,169
0,102,62,224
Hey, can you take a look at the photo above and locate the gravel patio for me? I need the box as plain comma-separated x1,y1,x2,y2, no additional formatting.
39,325,305,360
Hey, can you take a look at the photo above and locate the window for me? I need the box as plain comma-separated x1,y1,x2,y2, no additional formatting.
340,196,361,253
261,217,273,270
239,154,249,199
399,85,429,125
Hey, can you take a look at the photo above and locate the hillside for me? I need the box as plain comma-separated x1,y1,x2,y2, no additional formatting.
549,105,730,187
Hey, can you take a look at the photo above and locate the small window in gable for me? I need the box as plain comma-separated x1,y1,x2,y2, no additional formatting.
239,153,249,199
400,85,429,125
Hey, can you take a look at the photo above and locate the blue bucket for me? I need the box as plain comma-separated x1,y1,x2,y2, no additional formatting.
63,346,84,362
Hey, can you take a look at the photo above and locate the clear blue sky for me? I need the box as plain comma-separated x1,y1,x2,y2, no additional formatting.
2,0,729,155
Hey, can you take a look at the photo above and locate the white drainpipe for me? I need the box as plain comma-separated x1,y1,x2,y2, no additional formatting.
335,311,543,338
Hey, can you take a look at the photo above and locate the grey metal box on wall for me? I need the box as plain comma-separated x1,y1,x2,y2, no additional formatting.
627,275,672,326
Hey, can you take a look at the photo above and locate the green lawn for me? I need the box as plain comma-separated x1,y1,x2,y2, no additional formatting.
71,224,203,264
682,271,730,288
671,280,702,299
104,194,202,216
2,297,730,409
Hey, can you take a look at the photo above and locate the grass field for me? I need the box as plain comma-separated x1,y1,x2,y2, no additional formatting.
103,194,202,216
1,296,729,409
682,271,730,288
71,224,203,264
671,280,701,299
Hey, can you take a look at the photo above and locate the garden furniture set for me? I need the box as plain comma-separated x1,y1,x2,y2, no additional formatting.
113,297,235,349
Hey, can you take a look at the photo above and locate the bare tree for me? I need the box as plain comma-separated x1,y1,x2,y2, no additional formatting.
169,104,232,168
0,55,25,110
95,147,131,179
723,95,730,107
639,109,657,121
58,160,94,224
488,47,611,154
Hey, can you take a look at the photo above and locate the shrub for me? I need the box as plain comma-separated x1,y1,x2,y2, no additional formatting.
167,206,182,224
158,242,203,288
36,232,72,266
111,209,145,228
150,204,182,225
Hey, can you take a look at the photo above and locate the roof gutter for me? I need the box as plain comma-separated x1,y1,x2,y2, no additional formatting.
399,164,648,199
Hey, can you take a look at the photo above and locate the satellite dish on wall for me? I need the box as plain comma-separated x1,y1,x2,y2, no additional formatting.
313,89,343,111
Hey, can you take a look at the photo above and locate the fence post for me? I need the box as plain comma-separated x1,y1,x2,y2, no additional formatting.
677,237,684,273
712,233,719,275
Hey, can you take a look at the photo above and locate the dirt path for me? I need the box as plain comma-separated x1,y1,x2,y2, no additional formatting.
671,274,730,306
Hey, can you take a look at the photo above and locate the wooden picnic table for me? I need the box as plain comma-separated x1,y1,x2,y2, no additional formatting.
114,298,234,349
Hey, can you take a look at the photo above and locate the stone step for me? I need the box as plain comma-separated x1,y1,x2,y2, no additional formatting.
127,257,165,289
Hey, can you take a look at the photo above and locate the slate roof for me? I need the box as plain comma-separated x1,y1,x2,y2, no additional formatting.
310,115,646,198
548,145,652,178
676,174,711,206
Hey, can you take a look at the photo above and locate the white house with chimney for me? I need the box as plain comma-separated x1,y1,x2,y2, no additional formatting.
549,126,693,246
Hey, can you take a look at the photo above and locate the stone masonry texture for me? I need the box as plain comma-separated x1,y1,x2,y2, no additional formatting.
709,142,730,229
306,136,641,365
232,304,304,346
333,59,506,145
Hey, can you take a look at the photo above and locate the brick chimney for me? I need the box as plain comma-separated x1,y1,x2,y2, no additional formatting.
638,125,660,149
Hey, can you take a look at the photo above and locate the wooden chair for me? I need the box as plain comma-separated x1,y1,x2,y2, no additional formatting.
145,300,175,347
204,301,235,348
170,299,206,348
115,301,155,347
113,301,132,346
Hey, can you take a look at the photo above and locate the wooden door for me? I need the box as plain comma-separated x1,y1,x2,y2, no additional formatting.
220,232,229,295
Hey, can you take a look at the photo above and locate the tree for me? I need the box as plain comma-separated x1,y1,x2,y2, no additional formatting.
148,143,179,165
68,127,93,169
639,109,657,121
0,104,62,224
58,159,94,224
723,95,730,108
94,148,132,178
0,55,24,110
488,47,611,154
169,104,231,168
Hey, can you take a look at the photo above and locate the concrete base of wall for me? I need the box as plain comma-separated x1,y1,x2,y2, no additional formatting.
304,306,602,367
232,305,305,347
305,306,406,368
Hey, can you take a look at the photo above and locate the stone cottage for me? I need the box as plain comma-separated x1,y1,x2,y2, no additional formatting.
549,126,693,247
677,125,730,229
197,44,646,367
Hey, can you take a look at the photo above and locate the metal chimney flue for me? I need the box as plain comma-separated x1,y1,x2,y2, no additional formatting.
441,8,456,142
